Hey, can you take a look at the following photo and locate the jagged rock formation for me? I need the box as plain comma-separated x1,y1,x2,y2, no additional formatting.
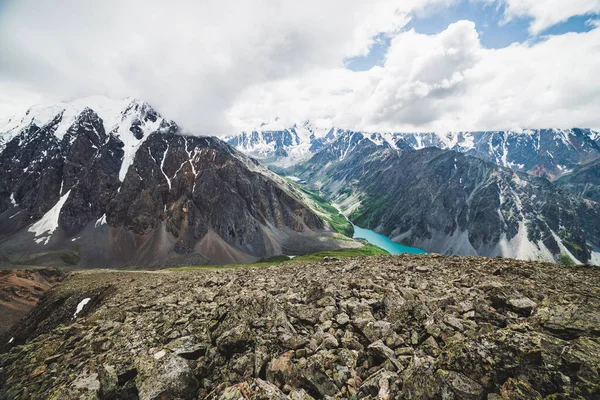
295,141,600,265
0,98,350,268
227,125,600,180
1,254,599,399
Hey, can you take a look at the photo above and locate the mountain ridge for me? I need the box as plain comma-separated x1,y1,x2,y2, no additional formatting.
227,125,600,180
293,140,600,265
0,98,353,268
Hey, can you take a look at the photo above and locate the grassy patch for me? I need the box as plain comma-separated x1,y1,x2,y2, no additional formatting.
167,244,388,272
565,241,583,252
13,247,81,267
294,244,388,261
559,253,576,266
60,246,81,266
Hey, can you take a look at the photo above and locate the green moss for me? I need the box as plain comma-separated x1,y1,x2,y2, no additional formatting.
559,253,576,266
60,247,80,266
14,247,80,266
116,264,145,271
565,241,583,252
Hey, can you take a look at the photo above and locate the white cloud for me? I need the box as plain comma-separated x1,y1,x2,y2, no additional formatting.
1,0,599,135
499,0,600,34
586,17,600,27
0,0,445,134
230,22,600,132
0,81,47,126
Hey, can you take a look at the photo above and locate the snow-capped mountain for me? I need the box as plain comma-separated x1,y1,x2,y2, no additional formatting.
294,139,600,265
227,125,600,180
0,97,349,268
225,120,336,167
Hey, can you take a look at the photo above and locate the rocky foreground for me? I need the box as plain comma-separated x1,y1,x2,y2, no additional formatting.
1,254,599,399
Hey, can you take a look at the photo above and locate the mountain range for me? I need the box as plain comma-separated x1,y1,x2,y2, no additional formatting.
292,135,600,264
226,123,600,181
0,98,352,268
2,98,600,267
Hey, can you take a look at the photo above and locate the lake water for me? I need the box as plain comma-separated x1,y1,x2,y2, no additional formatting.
353,225,428,255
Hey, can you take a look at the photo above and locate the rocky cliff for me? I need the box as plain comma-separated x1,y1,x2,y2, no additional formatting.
0,97,350,268
1,255,599,399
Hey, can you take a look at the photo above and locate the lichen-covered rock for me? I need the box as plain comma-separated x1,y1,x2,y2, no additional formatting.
507,297,537,316
137,353,199,400
1,254,599,399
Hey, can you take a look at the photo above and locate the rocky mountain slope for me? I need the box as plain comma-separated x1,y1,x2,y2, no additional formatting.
0,98,351,268
295,139,600,265
227,125,600,180
556,158,600,203
1,254,599,399
0,268,66,334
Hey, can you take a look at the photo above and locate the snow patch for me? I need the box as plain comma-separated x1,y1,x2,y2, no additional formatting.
590,251,600,266
73,298,91,319
435,132,459,149
117,108,162,182
95,214,107,228
494,221,555,263
28,190,71,245
460,132,475,150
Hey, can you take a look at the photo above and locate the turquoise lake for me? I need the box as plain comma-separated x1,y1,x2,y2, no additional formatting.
353,225,428,255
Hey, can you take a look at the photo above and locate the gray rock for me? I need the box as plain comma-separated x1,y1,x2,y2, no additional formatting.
507,297,537,316
368,340,405,371
359,369,398,398
301,359,338,397
445,315,465,332
436,369,484,399
335,313,350,326
98,364,118,399
216,324,252,353
137,354,199,400
165,336,206,360
3,253,600,399
362,320,393,342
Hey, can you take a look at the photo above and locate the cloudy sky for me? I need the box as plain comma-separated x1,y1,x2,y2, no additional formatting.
0,0,599,134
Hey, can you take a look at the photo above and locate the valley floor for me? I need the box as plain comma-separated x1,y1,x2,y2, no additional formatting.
1,254,599,399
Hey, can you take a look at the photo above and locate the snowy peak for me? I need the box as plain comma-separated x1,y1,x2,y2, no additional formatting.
0,96,177,183
0,96,166,148
225,120,337,166
0,98,342,268
227,125,600,180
